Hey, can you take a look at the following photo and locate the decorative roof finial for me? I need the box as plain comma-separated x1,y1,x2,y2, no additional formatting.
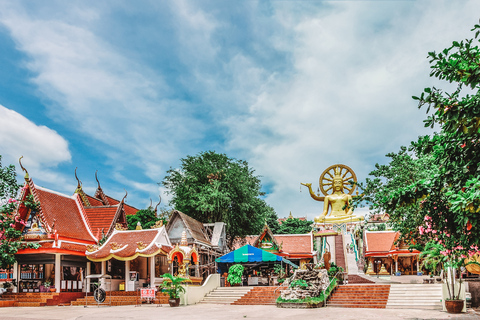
288,211,294,219
180,228,188,246
75,167,81,190
19,156,29,180
154,194,162,217
121,189,128,203
95,170,101,190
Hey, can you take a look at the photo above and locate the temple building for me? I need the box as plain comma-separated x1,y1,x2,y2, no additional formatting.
12,168,134,293
364,231,421,276
9,165,227,294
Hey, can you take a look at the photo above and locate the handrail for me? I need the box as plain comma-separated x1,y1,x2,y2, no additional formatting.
323,271,343,307
350,233,359,262
273,280,289,298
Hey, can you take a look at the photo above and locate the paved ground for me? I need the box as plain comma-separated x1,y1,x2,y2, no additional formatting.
0,304,479,320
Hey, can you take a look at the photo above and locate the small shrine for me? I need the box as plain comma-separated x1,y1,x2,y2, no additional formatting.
166,229,199,280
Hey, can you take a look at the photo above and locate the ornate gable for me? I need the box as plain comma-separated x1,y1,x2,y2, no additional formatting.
253,223,282,252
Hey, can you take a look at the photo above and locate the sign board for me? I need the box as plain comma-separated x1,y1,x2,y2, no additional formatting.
140,288,155,299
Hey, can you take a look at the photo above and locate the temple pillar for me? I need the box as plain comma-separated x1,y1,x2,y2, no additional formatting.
101,261,106,289
195,263,199,277
12,262,18,293
125,260,130,292
416,257,420,274
395,257,398,273
149,257,155,288
86,262,91,293
54,253,61,293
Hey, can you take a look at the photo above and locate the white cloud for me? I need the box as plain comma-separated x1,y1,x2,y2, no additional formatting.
1,0,479,220
223,1,480,220
0,104,71,184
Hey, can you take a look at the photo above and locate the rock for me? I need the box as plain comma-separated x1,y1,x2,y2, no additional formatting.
280,269,330,300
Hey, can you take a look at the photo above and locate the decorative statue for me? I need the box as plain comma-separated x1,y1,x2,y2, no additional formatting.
301,164,363,224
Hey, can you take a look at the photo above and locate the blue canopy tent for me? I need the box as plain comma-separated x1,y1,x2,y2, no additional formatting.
215,245,298,275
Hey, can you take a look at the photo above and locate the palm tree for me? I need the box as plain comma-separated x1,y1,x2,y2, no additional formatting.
419,241,447,276
160,273,190,299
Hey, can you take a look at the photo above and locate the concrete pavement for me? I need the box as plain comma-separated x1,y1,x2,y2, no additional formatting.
0,304,479,320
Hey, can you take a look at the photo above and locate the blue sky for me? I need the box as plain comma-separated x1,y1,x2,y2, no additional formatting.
0,1,479,220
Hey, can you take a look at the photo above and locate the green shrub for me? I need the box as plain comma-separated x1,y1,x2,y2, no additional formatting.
227,264,244,285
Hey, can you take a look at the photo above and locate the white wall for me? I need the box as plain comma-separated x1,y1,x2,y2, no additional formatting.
182,274,220,305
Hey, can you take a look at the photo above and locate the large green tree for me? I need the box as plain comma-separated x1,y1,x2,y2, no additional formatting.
162,151,274,248
361,23,480,274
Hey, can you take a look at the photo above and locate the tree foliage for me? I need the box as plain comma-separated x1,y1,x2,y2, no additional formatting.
0,155,21,203
359,23,480,273
162,151,275,248
276,218,313,234
354,144,438,243
126,208,167,230
0,156,40,268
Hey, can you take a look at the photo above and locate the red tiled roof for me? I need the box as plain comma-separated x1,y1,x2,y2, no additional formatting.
85,195,104,207
275,234,313,255
365,231,398,253
84,206,119,237
86,227,171,261
17,241,88,255
104,196,138,215
35,187,96,242
364,231,420,257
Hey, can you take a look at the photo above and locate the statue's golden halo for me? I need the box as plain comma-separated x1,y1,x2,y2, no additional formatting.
319,164,357,196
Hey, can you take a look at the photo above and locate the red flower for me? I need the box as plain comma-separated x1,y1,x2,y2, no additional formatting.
461,142,466,148
467,221,473,231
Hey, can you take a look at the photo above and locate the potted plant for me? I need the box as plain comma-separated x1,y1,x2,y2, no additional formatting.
420,241,471,313
226,264,244,286
159,273,190,307
43,281,55,292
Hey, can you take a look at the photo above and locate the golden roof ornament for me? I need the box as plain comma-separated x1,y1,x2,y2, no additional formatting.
86,244,99,252
115,223,127,231
288,211,294,219
150,220,163,229
137,241,147,250
110,242,123,250
180,229,188,246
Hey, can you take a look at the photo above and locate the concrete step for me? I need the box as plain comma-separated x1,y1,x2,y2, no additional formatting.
386,284,442,310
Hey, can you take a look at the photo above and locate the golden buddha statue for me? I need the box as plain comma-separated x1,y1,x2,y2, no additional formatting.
301,164,364,224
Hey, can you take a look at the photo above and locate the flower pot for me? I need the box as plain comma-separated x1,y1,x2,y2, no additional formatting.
445,299,464,314
168,298,180,307
49,288,56,292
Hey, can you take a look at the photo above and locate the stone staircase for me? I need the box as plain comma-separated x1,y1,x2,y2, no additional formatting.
1,292,60,307
70,291,169,306
327,284,391,308
232,286,279,305
386,284,442,310
200,286,253,304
